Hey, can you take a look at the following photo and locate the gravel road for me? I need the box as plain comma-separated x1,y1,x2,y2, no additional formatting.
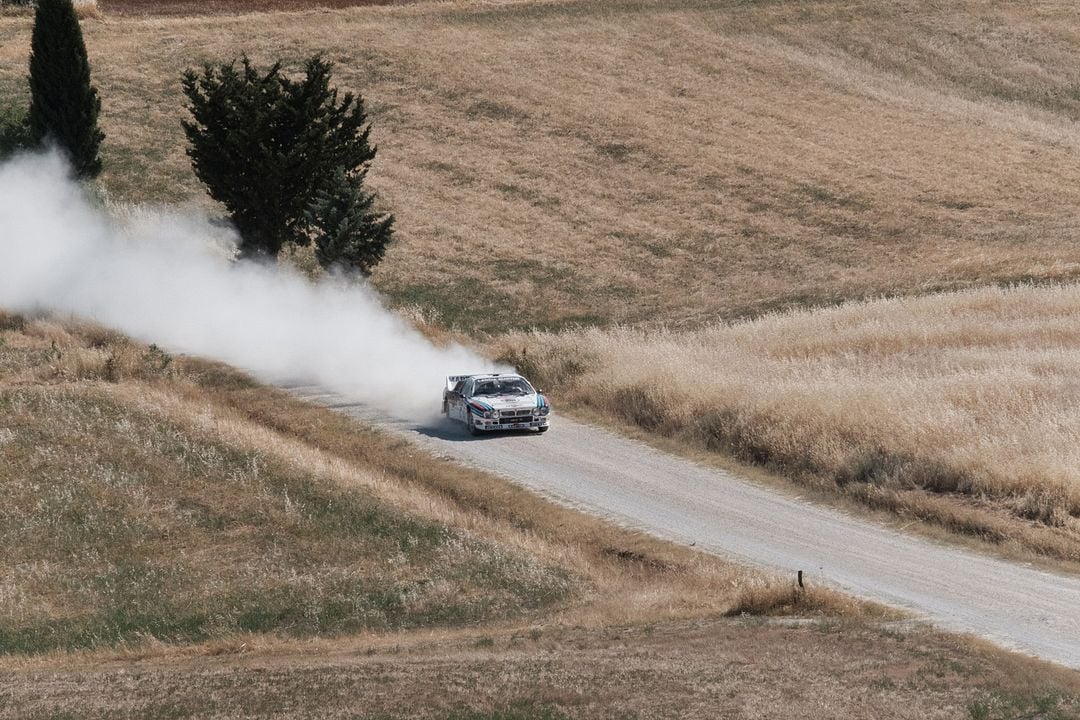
292,387,1080,669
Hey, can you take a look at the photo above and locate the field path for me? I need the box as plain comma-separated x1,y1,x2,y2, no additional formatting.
291,387,1080,669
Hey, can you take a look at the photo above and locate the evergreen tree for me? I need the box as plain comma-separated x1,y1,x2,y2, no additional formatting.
27,0,104,178
307,166,394,275
182,54,393,266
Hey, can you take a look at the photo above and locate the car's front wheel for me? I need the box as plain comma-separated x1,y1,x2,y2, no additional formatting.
466,413,480,436
537,425,549,433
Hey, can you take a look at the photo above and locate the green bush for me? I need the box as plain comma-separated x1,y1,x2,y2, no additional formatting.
0,102,30,158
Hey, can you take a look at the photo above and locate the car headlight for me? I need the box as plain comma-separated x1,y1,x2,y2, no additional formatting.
539,406,550,416
483,410,493,419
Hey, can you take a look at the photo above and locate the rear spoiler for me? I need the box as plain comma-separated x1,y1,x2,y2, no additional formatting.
447,372,511,391
446,374,473,392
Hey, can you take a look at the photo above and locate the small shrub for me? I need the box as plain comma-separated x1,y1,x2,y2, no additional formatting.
1013,489,1072,527
725,580,863,617
0,311,26,332
496,346,589,390
80,324,127,349
689,408,779,466
143,343,172,372
174,357,259,390
103,353,118,382
0,101,30,159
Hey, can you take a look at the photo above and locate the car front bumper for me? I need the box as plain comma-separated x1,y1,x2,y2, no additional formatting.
471,417,549,431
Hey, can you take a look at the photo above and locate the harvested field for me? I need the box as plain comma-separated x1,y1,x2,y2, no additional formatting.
3,0,1080,709
5,0,1080,329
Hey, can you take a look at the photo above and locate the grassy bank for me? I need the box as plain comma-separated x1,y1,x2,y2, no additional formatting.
4,310,1079,714
6,617,1080,720
0,308,865,655
497,285,1080,564
0,315,572,653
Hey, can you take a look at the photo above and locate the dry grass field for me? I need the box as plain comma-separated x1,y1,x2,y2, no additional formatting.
3,0,1080,710
97,0,397,17
6,311,1079,716
0,308,809,651
5,0,1080,330
7,618,1080,719
497,284,1080,564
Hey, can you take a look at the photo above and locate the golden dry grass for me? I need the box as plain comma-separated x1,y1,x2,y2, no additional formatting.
4,0,1080,709
0,309,863,653
5,0,1080,329
98,0,398,17
5,311,1080,714
5,617,1080,719
496,284,1080,563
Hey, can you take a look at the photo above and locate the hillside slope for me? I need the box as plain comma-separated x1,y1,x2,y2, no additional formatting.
3,0,1080,329
2,311,1079,718
0,313,575,652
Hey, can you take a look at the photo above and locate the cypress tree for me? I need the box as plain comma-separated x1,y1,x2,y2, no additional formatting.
27,0,104,179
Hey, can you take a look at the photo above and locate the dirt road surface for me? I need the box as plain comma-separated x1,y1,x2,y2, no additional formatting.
291,387,1080,669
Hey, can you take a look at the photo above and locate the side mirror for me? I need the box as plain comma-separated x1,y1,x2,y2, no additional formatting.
536,389,544,395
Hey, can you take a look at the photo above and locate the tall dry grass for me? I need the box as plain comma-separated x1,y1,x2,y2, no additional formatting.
497,284,1080,561
5,0,1080,329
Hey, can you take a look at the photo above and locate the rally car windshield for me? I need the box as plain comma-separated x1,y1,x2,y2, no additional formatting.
472,378,533,396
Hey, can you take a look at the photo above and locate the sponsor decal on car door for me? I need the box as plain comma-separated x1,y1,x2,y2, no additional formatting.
454,380,473,423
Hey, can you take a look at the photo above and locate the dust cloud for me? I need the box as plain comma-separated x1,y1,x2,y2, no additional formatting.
0,152,503,421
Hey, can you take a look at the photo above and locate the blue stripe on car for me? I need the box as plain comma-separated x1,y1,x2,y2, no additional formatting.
469,400,493,414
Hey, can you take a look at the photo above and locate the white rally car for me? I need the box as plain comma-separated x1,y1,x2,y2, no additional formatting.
443,373,551,435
